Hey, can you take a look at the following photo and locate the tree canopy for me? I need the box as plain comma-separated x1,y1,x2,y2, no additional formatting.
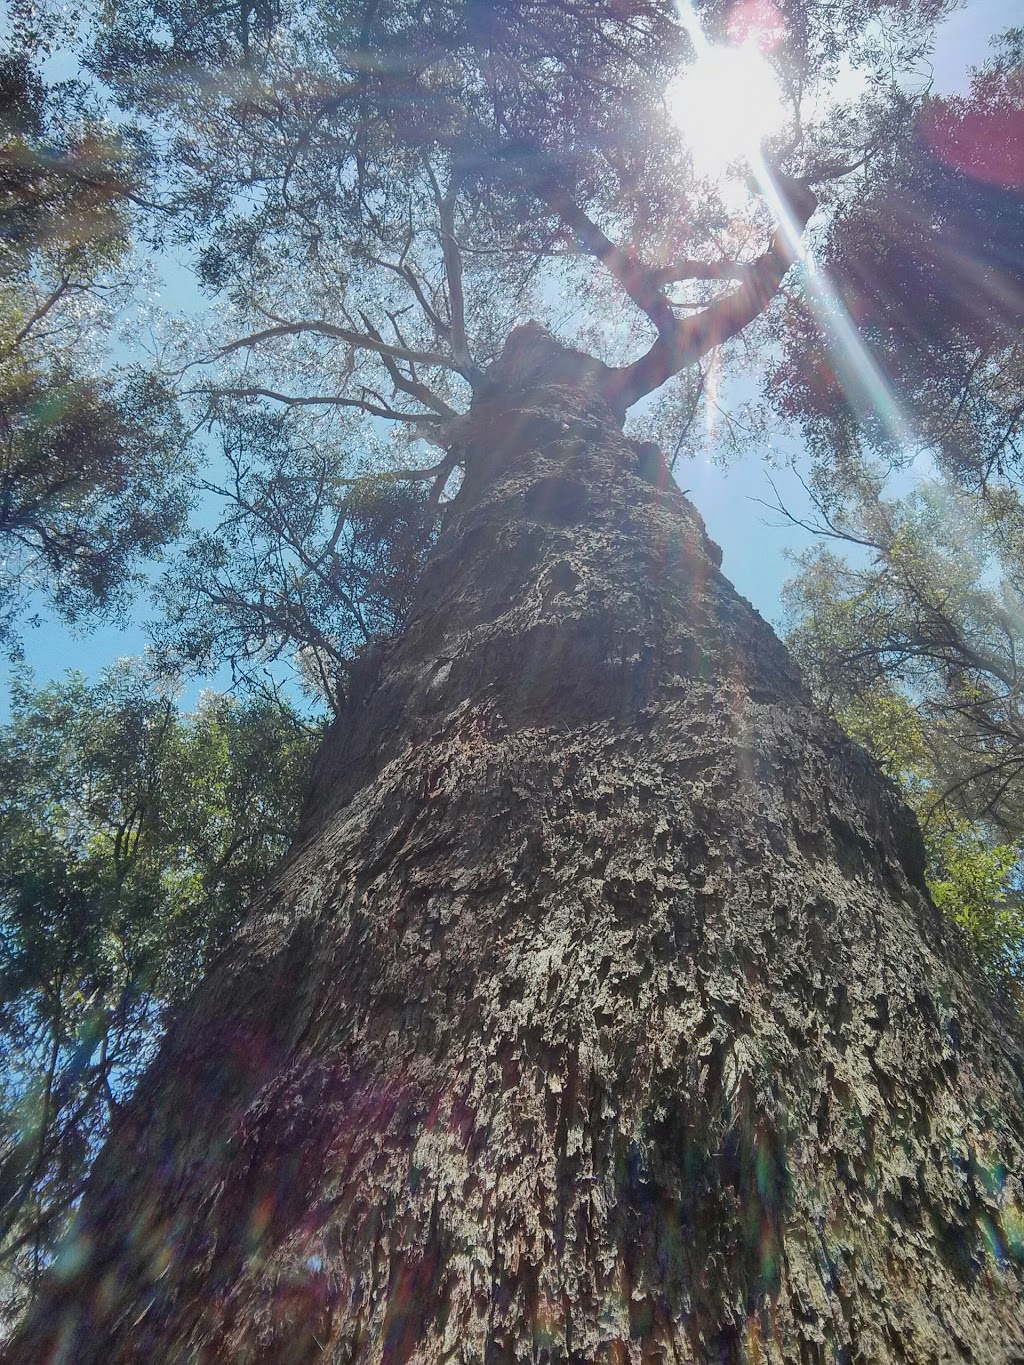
57,0,954,701
772,28,1024,494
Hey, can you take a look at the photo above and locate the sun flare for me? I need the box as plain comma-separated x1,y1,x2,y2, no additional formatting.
665,42,788,179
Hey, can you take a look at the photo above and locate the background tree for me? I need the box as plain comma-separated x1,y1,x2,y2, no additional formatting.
780,477,1024,983
0,49,191,654
0,665,318,1320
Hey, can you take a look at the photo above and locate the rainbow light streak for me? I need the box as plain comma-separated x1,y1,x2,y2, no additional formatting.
670,0,916,453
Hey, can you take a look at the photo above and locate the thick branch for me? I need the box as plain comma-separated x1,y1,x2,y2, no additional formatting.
428,167,481,384
532,168,814,407
534,178,676,334
605,178,818,414
331,456,458,486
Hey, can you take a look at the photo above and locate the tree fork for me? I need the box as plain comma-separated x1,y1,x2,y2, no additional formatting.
12,326,1024,1362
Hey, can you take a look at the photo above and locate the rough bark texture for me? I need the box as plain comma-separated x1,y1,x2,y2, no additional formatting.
12,326,1024,1363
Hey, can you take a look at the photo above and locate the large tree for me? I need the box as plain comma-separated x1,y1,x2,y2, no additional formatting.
9,0,1024,1359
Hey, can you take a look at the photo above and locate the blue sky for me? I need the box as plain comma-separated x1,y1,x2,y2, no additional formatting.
5,0,1019,712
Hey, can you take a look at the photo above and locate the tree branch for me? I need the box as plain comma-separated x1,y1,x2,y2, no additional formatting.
426,165,482,385
2,277,74,355
187,385,446,425
359,312,459,420
650,260,754,287
605,177,819,413
532,176,676,334
527,157,819,414
366,253,453,352
212,319,456,370
331,456,458,486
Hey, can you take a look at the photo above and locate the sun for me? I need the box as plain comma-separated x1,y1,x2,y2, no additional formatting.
665,42,788,180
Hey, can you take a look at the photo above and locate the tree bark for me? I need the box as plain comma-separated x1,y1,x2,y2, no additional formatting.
12,325,1024,1363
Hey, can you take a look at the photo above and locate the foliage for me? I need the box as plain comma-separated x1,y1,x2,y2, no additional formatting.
784,477,1024,834
0,52,129,272
0,50,190,653
0,362,191,651
154,405,438,708
836,687,1024,991
783,481,1024,992
772,31,1024,497
927,822,1023,986
0,664,319,1316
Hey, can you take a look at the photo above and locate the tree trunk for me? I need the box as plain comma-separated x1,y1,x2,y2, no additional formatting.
12,325,1024,1363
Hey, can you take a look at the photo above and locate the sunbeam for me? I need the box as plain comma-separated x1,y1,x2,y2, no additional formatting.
668,0,916,452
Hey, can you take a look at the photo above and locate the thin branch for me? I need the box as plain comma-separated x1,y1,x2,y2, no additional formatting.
366,253,452,348
3,277,74,354
426,164,481,384
71,172,173,216
211,319,456,370
186,385,444,425
752,471,886,552
359,312,459,420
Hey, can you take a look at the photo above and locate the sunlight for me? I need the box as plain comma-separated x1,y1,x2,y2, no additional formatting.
754,161,915,451
666,0,915,453
665,41,788,179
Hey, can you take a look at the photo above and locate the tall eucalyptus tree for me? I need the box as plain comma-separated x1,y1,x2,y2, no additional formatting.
10,0,1024,1359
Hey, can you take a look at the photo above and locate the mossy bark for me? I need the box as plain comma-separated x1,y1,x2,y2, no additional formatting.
11,327,1024,1362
